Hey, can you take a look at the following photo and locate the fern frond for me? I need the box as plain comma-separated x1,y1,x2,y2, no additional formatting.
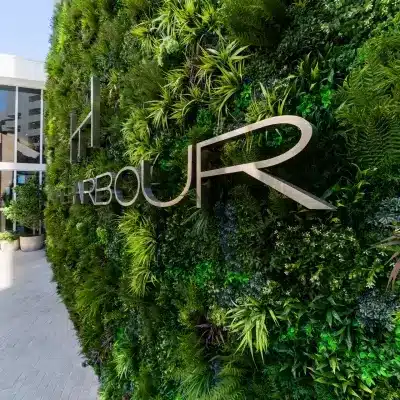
337,32,400,168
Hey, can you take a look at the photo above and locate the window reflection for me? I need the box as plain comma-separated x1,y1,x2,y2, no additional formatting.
17,88,41,164
0,171,14,231
16,171,38,185
0,83,45,233
0,86,16,162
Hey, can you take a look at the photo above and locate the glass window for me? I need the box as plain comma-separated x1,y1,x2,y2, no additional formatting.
29,94,41,103
17,88,41,164
16,171,38,185
28,121,41,130
42,99,46,164
0,86,16,162
29,108,41,116
0,171,14,232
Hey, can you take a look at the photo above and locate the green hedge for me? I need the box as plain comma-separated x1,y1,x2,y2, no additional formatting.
45,1,400,399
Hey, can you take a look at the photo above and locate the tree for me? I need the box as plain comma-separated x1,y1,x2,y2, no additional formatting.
4,177,43,235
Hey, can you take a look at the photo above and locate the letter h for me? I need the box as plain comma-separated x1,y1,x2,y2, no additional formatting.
70,76,100,163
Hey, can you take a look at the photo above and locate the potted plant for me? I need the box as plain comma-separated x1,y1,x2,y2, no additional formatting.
3,177,44,252
0,231,20,252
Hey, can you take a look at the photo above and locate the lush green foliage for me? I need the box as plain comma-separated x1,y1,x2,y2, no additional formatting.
0,231,19,242
221,0,288,47
336,29,400,168
46,0,400,399
4,177,43,233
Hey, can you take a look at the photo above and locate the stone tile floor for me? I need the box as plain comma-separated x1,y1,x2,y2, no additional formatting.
0,250,99,400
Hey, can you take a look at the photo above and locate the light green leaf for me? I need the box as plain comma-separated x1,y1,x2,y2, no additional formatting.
359,382,373,393
326,311,333,327
348,388,361,398
329,357,338,374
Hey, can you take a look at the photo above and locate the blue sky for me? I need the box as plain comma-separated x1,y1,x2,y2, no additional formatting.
0,1,55,61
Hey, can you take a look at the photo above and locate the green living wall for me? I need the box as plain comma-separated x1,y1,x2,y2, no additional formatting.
46,0,400,399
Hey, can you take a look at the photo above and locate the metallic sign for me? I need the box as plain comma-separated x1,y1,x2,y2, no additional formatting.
196,116,334,210
64,77,335,211
70,76,100,163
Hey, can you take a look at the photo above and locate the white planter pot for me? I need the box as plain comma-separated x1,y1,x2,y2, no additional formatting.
0,239,20,252
20,235,44,252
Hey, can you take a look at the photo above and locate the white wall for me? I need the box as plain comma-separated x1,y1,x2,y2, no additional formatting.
0,54,46,89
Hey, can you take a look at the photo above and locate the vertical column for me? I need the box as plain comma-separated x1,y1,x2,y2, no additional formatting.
40,89,44,165
39,89,44,235
13,87,18,167
12,170,16,231
39,90,44,234
13,87,18,232
39,171,43,235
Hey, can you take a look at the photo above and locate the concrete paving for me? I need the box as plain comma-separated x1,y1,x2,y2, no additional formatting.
0,250,99,400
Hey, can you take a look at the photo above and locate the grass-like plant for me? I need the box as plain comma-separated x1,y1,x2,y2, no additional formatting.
122,108,163,165
112,329,135,380
197,41,250,117
228,298,279,361
176,334,245,400
74,266,117,325
171,84,205,123
119,210,157,297
197,41,249,90
147,86,174,129
133,0,221,59
246,82,290,123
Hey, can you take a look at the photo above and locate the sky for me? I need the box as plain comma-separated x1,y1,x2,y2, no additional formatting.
0,1,55,62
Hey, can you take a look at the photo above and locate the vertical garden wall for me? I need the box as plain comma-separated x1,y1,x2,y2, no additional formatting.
45,0,400,399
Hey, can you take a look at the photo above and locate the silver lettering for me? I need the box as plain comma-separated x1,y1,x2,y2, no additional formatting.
94,172,113,206
196,116,335,210
141,145,194,208
114,166,140,207
82,178,96,204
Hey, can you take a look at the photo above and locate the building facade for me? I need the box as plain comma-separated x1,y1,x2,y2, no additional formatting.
0,54,46,232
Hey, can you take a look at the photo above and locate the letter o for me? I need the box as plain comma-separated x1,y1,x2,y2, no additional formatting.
114,166,140,207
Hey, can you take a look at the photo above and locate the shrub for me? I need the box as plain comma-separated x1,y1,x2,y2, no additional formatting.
4,177,43,235
0,231,19,242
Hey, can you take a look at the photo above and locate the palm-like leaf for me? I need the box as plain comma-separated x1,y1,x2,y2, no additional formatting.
228,298,278,362
210,66,242,116
122,108,162,166
147,86,174,128
166,66,190,95
132,21,157,55
246,82,290,123
171,85,205,123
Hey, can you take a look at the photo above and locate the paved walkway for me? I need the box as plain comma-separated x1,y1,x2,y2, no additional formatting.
0,250,99,400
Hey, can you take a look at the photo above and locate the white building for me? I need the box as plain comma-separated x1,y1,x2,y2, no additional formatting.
0,54,46,231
